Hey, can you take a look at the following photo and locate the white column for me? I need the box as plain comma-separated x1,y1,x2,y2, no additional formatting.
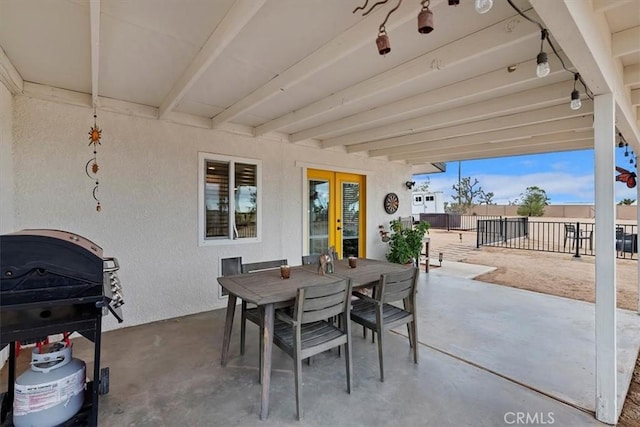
637,173,640,314
594,92,617,424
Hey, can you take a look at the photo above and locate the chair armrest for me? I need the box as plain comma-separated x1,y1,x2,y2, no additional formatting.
275,310,297,326
351,291,378,305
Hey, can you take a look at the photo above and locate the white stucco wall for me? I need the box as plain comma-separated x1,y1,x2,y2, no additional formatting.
0,82,15,234
10,96,414,329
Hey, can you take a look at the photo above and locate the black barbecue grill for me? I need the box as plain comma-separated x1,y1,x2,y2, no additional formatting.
0,229,124,426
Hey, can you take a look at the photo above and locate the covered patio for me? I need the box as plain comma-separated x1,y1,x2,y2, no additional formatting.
38,267,637,425
1,0,640,424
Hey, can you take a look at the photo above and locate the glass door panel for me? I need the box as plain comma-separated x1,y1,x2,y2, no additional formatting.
340,181,360,258
307,169,365,259
308,170,334,256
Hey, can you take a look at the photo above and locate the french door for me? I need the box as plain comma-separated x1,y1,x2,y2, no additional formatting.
307,169,366,259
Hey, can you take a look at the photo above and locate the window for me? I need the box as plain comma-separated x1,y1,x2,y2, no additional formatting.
426,196,434,201
198,153,261,245
413,195,422,204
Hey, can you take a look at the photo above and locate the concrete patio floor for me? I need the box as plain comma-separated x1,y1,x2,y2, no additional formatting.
4,265,635,426
424,264,640,419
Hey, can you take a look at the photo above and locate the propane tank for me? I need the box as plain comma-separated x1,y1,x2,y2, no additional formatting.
13,342,86,427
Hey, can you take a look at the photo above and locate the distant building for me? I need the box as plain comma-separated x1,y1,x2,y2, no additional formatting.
412,191,445,222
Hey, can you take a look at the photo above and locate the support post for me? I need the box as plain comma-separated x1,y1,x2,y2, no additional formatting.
637,179,640,313
574,221,581,258
594,92,618,424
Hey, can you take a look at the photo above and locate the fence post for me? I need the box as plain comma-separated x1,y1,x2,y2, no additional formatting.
446,214,450,232
476,222,480,249
574,221,581,258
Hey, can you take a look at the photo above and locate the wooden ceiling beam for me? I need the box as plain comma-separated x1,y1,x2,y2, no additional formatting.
329,79,575,150
530,0,640,149
612,25,640,58
90,0,100,108
210,0,425,128
291,55,567,143
593,0,633,14
406,138,593,164
372,116,593,158
0,46,23,95
389,129,593,161
623,64,640,86
257,11,540,137
158,0,266,120
349,101,592,154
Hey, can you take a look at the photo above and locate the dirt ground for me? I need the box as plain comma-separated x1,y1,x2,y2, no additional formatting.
427,229,639,426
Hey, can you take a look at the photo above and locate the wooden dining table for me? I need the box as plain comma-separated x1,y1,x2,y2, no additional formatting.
217,258,409,420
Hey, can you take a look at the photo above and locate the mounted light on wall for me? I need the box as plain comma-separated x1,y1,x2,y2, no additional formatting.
448,0,459,5
475,0,493,14
405,180,416,190
570,73,582,111
536,30,550,77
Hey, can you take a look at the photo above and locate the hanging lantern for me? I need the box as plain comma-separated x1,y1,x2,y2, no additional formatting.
376,28,391,55
418,1,434,34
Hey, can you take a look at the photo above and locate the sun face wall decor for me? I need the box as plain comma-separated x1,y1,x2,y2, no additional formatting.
86,111,102,212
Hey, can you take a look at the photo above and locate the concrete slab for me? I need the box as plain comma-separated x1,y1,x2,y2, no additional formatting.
61,309,602,426
411,272,640,419
428,260,496,279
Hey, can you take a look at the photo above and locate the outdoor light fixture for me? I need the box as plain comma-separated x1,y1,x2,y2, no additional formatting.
405,180,416,190
417,0,434,34
438,252,443,267
570,74,582,110
536,30,550,77
448,0,459,5
475,0,493,14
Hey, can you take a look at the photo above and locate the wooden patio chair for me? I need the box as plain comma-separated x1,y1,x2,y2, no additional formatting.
350,267,419,382
240,259,288,358
563,224,593,250
272,278,353,420
301,254,320,265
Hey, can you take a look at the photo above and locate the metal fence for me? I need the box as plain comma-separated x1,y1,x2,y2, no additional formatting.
419,213,502,231
476,219,638,260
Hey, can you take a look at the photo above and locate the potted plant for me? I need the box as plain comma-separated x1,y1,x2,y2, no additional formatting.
385,219,430,265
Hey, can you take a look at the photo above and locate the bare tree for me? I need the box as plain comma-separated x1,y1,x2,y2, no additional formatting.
450,177,487,214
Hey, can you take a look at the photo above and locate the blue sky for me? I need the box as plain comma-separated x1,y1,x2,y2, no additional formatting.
414,148,638,205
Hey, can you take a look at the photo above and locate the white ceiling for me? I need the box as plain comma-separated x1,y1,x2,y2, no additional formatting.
1,0,639,174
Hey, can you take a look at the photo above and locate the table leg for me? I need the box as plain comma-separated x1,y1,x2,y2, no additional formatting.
221,293,237,366
260,303,275,420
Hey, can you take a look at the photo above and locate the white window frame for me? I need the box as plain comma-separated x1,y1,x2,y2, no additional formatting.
198,152,262,246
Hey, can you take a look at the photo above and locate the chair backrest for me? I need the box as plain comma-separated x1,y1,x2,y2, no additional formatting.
301,254,321,265
294,279,352,324
220,256,242,296
374,267,419,305
564,224,576,235
242,259,288,274
399,216,414,229
221,257,242,276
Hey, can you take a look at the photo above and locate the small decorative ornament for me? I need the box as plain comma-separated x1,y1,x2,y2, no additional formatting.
85,110,103,212
616,166,637,189
384,192,399,214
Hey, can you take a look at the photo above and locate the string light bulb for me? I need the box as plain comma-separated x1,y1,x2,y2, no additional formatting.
570,74,582,110
475,0,493,14
536,30,550,77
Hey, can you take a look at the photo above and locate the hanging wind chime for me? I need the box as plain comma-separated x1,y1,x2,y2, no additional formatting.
86,111,102,212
